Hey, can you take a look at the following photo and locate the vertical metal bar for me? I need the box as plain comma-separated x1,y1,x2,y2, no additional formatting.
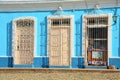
60,19,62,65
103,17,104,62
93,18,95,50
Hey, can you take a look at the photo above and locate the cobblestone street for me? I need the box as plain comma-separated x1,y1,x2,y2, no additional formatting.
0,69,120,80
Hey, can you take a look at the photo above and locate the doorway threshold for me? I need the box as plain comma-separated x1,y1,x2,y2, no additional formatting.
85,66,107,69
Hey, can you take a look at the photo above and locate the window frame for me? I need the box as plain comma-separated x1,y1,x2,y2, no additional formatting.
82,14,112,66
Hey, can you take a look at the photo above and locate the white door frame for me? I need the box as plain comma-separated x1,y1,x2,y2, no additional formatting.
47,15,74,66
12,17,36,64
82,14,112,66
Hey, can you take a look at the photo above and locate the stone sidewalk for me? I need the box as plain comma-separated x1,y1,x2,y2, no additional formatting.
0,68,120,80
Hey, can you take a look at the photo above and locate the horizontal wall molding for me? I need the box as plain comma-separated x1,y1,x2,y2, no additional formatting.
109,57,120,58
34,56,84,58
34,56,49,57
0,56,12,57
0,56,84,58
0,0,119,12
72,56,84,58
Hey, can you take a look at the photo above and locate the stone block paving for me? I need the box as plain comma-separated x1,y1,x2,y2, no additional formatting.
0,69,120,80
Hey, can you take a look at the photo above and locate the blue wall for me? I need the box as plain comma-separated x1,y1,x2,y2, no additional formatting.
0,7,120,68
0,8,120,57
34,57,49,68
72,57,84,68
109,58,120,69
0,57,13,67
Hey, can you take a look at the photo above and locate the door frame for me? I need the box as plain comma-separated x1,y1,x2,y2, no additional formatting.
12,17,36,64
82,14,112,66
47,15,74,66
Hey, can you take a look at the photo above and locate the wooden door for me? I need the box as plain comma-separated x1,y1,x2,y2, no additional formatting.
13,18,34,64
49,17,72,66
49,27,70,66
61,28,70,66
49,28,61,66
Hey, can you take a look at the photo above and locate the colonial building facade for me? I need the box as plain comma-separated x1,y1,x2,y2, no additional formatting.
0,0,120,68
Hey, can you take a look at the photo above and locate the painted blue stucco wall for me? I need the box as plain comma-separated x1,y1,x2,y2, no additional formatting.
0,7,120,68
0,57,13,67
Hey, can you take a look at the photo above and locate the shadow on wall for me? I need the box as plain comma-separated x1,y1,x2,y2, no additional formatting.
42,57,49,68
118,15,120,57
7,21,13,67
7,22,12,56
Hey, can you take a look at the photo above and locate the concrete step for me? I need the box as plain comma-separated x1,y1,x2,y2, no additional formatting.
85,66,107,69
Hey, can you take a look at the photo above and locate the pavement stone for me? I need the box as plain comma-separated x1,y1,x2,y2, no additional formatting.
0,69,120,80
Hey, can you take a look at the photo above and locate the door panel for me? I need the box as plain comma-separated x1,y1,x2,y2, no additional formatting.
49,28,61,66
61,28,70,66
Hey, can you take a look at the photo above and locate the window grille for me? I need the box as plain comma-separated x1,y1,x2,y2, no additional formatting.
87,17,108,51
87,17,108,25
84,15,110,66
51,18,70,26
87,27,107,50
13,17,35,65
